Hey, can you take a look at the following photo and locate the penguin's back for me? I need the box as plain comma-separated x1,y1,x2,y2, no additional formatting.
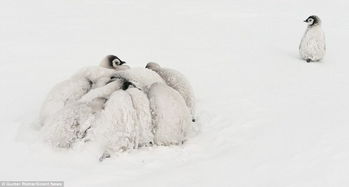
113,68,165,88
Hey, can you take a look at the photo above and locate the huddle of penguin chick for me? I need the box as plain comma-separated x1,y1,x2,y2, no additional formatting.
299,15,326,63
38,55,196,161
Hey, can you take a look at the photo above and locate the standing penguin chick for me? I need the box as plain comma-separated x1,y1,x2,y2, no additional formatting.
146,62,196,122
299,15,326,62
100,55,129,70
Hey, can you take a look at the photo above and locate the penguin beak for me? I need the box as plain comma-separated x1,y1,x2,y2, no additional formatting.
304,20,307,23
120,61,126,65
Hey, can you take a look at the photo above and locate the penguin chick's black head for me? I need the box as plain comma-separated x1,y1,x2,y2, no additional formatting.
304,15,321,26
145,62,160,70
122,81,136,90
107,55,126,67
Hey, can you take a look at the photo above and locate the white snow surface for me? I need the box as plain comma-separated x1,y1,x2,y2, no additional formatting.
1,0,349,186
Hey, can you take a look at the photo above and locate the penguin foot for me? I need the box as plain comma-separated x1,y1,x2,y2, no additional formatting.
99,152,111,162
306,59,311,63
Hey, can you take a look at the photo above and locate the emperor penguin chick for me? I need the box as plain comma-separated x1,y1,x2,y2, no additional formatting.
40,79,125,148
146,62,196,122
147,82,192,146
39,66,118,126
100,55,129,70
92,90,138,160
299,15,326,62
125,87,154,147
92,82,154,161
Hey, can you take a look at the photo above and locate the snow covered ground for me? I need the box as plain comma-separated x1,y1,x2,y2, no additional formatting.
1,0,349,186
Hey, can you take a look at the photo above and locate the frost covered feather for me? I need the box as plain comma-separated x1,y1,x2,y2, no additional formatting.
40,79,125,148
146,62,196,121
39,66,117,126
110,67,165,89
78,78,125,104
39,64,195,158
91,85,158,159
147,82,192,146
40,99,100,148
92,90,138,158
126,87,154,147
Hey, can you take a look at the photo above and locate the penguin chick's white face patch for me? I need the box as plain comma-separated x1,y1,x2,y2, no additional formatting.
305,18,314,25
112,58,122,67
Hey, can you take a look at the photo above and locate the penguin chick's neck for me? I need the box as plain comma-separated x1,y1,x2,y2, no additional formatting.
308,22,321,28
307,24,322,32
309,25,320,30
